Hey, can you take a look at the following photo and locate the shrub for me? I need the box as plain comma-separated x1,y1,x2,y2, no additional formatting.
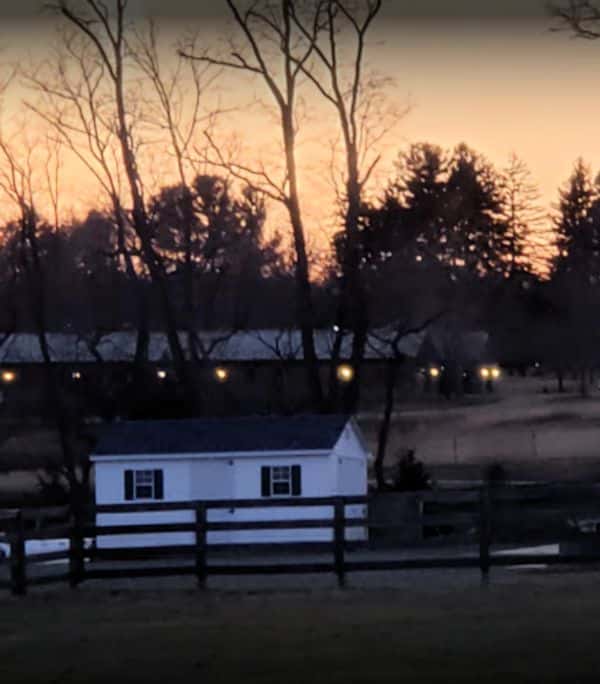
484,461,507,487
392,449,432,491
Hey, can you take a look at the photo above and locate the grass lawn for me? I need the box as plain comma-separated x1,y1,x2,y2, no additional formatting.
1,571,600,683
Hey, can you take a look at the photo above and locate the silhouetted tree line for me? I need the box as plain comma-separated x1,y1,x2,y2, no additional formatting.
367,147,600,397
0,146,595,496
0,175,298,335
3,147,600,399
1,0,599,501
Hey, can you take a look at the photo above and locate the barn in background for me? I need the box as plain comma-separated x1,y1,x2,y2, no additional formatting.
0,329,426,417
91,414,370,548
0,326,495,420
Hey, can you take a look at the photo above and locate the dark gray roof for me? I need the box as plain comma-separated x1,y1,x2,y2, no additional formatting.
0,328,424,364
92,415,352,456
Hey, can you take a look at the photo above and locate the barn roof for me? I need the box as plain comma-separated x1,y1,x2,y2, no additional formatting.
0,328,425,364
92,415,353,457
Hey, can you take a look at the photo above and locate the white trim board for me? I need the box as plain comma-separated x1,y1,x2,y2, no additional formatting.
91,449,331,463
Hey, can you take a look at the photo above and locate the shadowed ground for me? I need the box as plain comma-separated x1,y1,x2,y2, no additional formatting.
1,568,600,683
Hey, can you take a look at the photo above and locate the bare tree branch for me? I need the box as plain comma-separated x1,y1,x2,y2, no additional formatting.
549,1,600,38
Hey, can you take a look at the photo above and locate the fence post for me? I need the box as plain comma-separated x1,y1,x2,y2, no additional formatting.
195,503,207,590
333,498,346,588
479,485,492,586
69,505,85,588
10,511,26,596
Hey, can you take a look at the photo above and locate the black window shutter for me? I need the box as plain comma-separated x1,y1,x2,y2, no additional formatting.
154,470,164,500
261,466,271,497
124,470,134,501
291,465,302,496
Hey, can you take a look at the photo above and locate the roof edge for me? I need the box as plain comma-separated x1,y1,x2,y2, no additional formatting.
91,448,333,462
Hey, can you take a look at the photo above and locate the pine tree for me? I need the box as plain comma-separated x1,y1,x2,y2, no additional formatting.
553,158,597,282
366,143,508,280
441,144,508,278
500,154,547,276
348,143,448,271
394,143,448,265
551,158,600,396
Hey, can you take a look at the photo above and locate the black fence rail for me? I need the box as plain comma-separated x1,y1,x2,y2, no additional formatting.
2,486,600,595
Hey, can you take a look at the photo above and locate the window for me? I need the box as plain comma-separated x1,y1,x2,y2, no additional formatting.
135,470,154,499
261,465,301,498
272,466,291,496
124,469,164,501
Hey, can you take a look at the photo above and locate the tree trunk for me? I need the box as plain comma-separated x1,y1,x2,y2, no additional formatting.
21,213,83,503
345,316,368,413
325,328,344,413
181,186,198,364
282,111,323,410
113,69,195,406
374,357,399,491
329,157,368,413
114,206,149,371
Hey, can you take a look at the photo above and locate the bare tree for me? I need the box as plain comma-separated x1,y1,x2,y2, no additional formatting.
24,28,152,369
253,327,303,412
290,0,403,410
180,0,325,409
129,20,232,364
46,1,194,403
368,313,442,490
0,129,89,502
549,1,600,37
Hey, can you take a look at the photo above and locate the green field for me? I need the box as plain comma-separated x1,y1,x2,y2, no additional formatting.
1,570,600,683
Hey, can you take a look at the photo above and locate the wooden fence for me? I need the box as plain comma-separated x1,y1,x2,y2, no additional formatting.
3,484,600,595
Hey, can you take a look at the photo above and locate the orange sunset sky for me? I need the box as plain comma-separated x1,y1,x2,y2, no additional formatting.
1,1,600,251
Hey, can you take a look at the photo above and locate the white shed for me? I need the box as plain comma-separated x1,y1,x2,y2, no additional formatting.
91,415,370,548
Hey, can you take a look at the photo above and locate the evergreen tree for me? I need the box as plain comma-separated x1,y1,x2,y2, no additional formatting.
551,158,600,395
392,142,448,266
358,142,509,281
441,143,508,278
553,158,597,282
500,154,547,276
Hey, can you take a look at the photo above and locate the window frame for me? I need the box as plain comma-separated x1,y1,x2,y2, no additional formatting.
270,465,292,497
133,469,156,500
261,464,302,498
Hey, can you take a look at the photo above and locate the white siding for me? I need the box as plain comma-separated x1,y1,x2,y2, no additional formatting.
332,423,369,541
93,433,369,548
190,459,235,499
96,458,194,548
223,454,336,544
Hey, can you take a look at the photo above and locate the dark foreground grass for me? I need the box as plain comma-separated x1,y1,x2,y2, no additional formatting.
1,571,600,683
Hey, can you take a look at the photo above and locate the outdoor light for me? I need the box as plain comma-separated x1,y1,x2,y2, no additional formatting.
480,367,490,380
336,363,354,383
429,367,440,378
157,369,167,380
333,324,340,333
214,366,229,383
1,370,16,384
72,371,82,381
491,367,501,380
